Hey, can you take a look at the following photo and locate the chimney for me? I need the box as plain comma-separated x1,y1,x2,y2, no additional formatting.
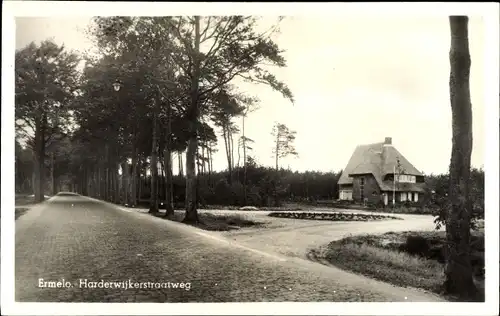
384,137,392,145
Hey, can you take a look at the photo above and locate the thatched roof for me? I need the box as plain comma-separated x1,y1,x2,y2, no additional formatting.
338,138,425,192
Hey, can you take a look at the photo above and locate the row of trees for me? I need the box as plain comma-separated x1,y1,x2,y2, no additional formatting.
15,16,296,222
15,129,484,214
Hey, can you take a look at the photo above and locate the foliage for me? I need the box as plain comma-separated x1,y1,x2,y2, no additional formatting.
426,168,484,230
15,40,81,201
15,40,80,138
271,122,298,170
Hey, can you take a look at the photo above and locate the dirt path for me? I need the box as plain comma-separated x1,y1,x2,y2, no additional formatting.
215,210,441,258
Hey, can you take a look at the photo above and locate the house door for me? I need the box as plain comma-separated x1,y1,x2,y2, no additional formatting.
383,193,388,206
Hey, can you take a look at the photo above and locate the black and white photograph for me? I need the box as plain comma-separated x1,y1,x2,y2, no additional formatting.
1,1,499,315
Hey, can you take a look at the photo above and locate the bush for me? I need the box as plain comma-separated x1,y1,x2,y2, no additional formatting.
246,185,262,206
214,179,232,205
268,211,402,221
427,168,484,230
403,235,430,257
230,181,245,206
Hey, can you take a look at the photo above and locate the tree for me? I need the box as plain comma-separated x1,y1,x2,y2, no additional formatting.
167,16,294,223
15,139,34,193
445,15,477,300
238,93,260,204
271,122,298,171
211,89,245,184
15,40,80,202
86,17,185,211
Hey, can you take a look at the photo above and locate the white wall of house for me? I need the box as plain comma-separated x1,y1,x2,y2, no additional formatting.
339,190,353,200
397,192,420,202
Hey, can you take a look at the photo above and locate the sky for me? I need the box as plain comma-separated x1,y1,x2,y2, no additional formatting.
15,15,486,175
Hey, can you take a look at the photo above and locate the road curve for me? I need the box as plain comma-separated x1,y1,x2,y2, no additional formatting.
15,193,444,302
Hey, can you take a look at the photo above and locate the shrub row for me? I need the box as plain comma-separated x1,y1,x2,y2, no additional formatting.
268,212,402,221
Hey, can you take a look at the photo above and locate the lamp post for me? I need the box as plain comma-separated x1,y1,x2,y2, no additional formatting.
393,165,396,206
110,80,122,203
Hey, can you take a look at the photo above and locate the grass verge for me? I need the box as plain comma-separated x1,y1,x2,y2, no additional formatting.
319,240,445,292
15,195,36,207
311,230,485,301
15,208,30,220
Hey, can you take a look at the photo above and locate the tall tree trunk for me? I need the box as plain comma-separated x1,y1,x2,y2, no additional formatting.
160,151,165,205
223,125,233,184
242,115,247,205
164,106,174,217
207,147,212,175
131,147,138,206
98,164,102,198
51,152,55,195
122,160,129,206
87,167,92,197
230,131,235,169
138,158,142,204
207,147,212,186
201,145,206,175
114,163,119,203
33,117,46,203
108,163,112,201
184,16,201,224
230,129,235,182
223,126,230,169
105,144,110,201
31,171,36,196
177,152,181,176
275,133,279,171
237,139,241,169
149,99,159,214
196,148,201,176
178,152,183,177
445,15,477,300
209,148,213,176
164,150,174,217
163,101,174,216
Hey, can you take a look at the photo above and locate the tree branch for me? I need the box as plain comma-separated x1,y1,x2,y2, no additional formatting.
200,17,213,43
203,18,235,64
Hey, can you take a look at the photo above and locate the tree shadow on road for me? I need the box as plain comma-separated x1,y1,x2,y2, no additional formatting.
148,210,264,232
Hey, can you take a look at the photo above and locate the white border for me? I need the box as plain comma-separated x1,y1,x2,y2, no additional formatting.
2,1,499,315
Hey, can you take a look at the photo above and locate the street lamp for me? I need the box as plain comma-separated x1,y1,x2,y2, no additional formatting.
113,80,122,92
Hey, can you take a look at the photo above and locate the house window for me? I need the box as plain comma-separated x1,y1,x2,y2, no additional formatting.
414,192,419,202
408,192,413,202
398,175,416,183
400,192,407,202
359,177,365,200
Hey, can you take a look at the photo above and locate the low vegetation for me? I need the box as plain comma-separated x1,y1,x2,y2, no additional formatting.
15,208,30,220
268,212,402,221
15,194,36,207
311,230,485,301
150,211,264,232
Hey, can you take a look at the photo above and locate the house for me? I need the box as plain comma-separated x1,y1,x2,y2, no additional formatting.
338,137,425,206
